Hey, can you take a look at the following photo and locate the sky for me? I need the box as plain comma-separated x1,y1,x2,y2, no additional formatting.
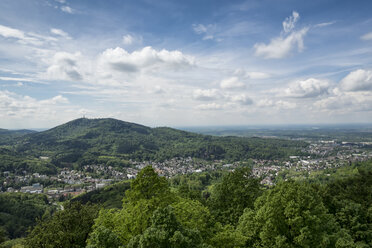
1,0,372,129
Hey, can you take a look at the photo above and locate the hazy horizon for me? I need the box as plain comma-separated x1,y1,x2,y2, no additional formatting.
1,0,372,129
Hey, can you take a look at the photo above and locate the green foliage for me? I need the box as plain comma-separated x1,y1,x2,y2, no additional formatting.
208,167,262,225
26,202,99,248
0,193,53,240
0,238,25,248
208,224,246,248
170,170,224,203
237,181,342,248
125,166,172,202
276,160,371,184
86,209,122,248
87,166,177,247
321,163,372,247
172,198,214,240
127,206,203,248
0,129,35,145
0,148,57,176
71,180,131,209
0,227,7,244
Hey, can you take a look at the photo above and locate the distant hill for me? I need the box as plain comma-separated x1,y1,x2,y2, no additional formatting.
0,128,36,134
0,128,37,145
10,118,308,165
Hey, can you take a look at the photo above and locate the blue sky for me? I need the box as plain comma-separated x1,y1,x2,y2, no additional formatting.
0,0,372,128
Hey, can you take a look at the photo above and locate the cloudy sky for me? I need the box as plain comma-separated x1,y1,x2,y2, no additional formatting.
1,0,372,129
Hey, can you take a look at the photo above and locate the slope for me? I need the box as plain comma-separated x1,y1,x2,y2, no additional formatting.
11,118,308,165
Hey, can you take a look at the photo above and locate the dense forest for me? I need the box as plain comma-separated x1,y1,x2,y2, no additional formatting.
0,129,36,146
1,160,370,248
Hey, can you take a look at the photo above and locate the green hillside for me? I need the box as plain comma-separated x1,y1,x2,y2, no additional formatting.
0,129,36,145
12,118,308,166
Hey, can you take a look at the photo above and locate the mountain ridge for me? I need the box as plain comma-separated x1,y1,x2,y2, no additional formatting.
9,117,308,165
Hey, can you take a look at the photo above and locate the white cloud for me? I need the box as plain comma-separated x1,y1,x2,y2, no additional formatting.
36,46,196,88
0,24,58,46
193,24,208,34
314,95,350,111
313,70,372,113
256,98,274,107
45,51,83,81
229,94,253,105
193,89,220,101
122,34,142,46
61,6,74,14
340,69,372,91
276,100,296,109
100,46,194,73
0,76,40,83
152,85,165,94
192,24,216,40
314,91,372,112
233,69,270,79
254,11,308,59
0,24,25,39
50,28,71,39
282,11,299,33
314,21,335,28
361,32,372,41
220,76,245,89
195,102,222,110
283,78,330,98
254,28,308,59
0,24,42,45
122,34,134,45
40,95,69,105
256,98,296,109
0,90,69,118
245,71,270,79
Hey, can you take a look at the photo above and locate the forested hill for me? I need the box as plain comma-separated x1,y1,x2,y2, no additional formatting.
0,128,36,145
12,118,308,163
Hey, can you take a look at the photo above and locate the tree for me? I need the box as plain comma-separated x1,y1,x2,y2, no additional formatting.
86,225,122,248
0,227,8,244
87,166,176,247
86,209,122,248
172,197,214,240
321,167,372,247
208,224,246,248
237,181,346,248
127,206,203,248
26,202,99,248
125,166,173,203
208,167,261,225
0,193,53,240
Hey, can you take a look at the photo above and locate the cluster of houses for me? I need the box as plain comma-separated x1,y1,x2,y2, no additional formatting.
3,165,122,198
130,157,220,177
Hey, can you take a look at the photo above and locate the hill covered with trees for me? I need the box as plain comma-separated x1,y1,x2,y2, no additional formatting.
0,129,36,145
0,118,307,174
